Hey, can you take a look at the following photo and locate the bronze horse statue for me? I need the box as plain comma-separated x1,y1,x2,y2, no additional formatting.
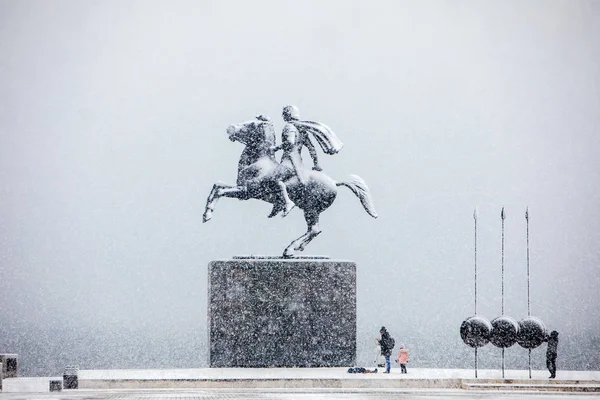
203,116,377,257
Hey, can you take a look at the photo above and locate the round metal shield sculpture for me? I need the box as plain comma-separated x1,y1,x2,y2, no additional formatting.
460,316,492,348
490,315,519,348
516,316,547,349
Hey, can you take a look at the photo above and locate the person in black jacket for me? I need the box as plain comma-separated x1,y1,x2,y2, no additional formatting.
545,331,559,379
376,326,394,373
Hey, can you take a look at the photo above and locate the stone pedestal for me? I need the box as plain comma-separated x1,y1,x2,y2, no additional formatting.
49,380,62,392
0,354,17,378
63,366,79,389
208,257,356,367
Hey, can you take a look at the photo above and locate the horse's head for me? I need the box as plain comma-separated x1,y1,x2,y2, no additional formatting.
226,115,276,149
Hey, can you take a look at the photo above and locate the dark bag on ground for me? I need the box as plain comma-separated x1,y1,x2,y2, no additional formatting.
347,367,366,373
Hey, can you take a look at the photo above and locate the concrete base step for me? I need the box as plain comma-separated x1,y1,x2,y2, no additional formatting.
4,369,600,393
463,382,600,392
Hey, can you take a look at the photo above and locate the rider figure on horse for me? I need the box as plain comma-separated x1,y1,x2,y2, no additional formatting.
268,105,344,217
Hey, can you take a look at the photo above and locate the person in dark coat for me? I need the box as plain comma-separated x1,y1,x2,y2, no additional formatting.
376,326,394,373
544,330,559,378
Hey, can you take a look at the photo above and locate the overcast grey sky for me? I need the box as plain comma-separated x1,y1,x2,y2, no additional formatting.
1,0,599,373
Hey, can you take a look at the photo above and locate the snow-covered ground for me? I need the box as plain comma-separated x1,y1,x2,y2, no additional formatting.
2,368,599,394
75,367,600,381
1,388,600,400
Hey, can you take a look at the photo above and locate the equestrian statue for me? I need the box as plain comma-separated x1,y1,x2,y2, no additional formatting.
203,105,378,258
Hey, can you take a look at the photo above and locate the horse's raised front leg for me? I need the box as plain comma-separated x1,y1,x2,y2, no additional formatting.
203,181,246,223
282,212,322,258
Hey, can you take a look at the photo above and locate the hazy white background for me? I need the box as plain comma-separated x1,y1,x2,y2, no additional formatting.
1,0,599,375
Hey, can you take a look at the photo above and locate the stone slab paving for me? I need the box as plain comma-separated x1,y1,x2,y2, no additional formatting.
0,389,600,400
2,368,599,394
1,377,63,393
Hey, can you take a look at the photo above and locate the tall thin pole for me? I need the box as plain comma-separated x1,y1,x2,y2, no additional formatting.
474,208,478,379
529,349,532,379
502,348,505,378
526,207,530,316
474,208,478,315
501,207,505,315
526,207,532,379
501,207,506,379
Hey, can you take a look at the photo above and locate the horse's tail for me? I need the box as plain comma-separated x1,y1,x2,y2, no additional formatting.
336,175,378,219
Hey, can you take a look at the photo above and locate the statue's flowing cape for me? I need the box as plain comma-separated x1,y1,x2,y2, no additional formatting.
291,120,344,155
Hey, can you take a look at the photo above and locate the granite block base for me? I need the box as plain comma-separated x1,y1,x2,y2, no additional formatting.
0,354,17,378
208,258,356,367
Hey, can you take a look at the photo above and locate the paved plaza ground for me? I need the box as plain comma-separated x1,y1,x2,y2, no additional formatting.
2,368,599,398
1,388,600,400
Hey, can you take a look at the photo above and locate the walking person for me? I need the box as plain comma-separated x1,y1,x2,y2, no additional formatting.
376,326,395,373
545,331,559,379
395,344,409,374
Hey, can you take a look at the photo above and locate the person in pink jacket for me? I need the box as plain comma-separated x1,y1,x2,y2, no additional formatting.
395,344,409,374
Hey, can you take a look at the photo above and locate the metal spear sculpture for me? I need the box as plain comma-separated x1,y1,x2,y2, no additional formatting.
489,207,519,379
460,208,492,378
461,207,547,379
516,207,547,378
202,106,378,257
